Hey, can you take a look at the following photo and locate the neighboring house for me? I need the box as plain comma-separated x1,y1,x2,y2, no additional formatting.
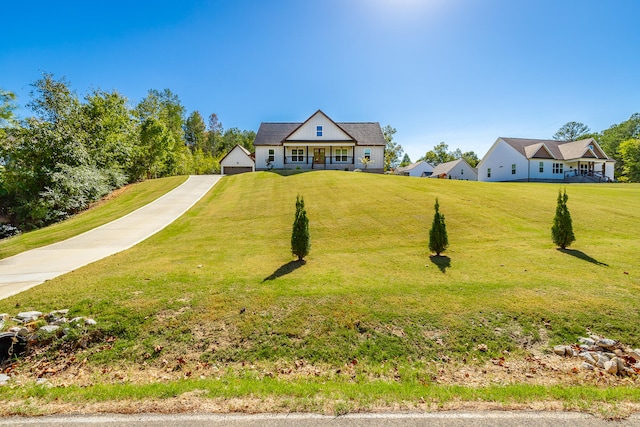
477,137,615,182
220,144,255,175
429,159,478,180
253,110,386,173
395,160,434,177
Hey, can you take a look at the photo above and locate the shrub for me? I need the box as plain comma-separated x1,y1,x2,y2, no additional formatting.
291,195,310,261
0,223,21,239
428,198,448,256
551,189,575,249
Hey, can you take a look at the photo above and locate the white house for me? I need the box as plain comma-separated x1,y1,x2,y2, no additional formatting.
395,161,434,177
477,137,615,182
253,110,386,173
429,159,478,180
220,144,255,175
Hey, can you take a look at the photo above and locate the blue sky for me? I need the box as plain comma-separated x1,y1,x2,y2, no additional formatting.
2,0,639,161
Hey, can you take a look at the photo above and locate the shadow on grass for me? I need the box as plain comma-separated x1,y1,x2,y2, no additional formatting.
429,255,451,273
263,260,306,281
557,248,608,266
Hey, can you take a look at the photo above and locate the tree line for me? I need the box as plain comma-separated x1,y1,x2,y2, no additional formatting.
0,74,255,231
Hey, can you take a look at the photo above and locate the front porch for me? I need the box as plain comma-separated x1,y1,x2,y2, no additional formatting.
282,144,359,171
563,159,613,182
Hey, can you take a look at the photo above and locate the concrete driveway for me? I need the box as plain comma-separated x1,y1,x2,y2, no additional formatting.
0,175,221,300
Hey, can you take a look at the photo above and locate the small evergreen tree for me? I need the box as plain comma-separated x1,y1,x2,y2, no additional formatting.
429,198,448,255
551,189,575,249
291,195,310,261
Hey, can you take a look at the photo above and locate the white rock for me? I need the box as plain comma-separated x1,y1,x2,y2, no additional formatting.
16,311,42,322
0,373,10,385
579,352,596,365
8,327,28,336
604,360,618,375
39,325,60,333
596,338,617,349
578,337,596,346
554,345,574,356
629,350,640,362
85,318,97,326
582,362,595,370
0,313,9,321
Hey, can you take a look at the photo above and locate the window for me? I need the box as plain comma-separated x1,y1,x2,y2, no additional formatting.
316,126,323,137
335,148,348,162
487,168,491,178
511,164,516,175
364,148,371,160
291,148,304,162
553,163,563,174
267,149,274,163
539,161,544,173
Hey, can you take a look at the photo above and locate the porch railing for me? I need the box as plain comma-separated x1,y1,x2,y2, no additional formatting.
283,155,355,166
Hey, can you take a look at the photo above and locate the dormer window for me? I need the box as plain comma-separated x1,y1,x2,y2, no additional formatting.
316,126,323,137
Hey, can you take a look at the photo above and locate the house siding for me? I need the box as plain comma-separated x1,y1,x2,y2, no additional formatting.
479,137,615,182
397,161,434,177
221,146,254,174
287,114,352,141
354,146,384,171
255,146,284,170
478,140,528,182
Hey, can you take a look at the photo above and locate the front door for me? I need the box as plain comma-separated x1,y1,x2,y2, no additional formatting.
313,148,325,165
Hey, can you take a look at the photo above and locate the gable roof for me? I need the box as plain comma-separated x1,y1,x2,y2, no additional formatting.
219,144,253,163
500,137,611,161
283,109,356,142
396,160,433,173
253,111,386,146
524,142,555,159
431,158,471,176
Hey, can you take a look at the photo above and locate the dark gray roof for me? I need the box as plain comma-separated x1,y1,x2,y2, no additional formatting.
253,121,386,146
253,123,300,146
500,137,611,161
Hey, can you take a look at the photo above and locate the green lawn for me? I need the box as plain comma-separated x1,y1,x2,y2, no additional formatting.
1,171,640,415
0,176,187,260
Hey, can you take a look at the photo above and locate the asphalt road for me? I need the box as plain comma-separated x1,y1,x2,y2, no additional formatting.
0,175,221,300
1,412,640,427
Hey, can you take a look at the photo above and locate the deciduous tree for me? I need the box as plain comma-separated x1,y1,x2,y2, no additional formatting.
619,138,640,182
597,113,640,180
399,153,411,167
553,122,591,141
184,111,207,152
0,89,17,128
421,142,455,166
382,125,403,171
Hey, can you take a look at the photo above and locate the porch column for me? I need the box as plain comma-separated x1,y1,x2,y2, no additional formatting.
306,146,309,164
330,146,333,164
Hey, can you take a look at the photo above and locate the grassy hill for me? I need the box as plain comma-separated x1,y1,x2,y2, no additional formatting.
2,171,640,415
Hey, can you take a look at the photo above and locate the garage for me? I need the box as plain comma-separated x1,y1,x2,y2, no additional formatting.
220,145,255,175
222,166,253,175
